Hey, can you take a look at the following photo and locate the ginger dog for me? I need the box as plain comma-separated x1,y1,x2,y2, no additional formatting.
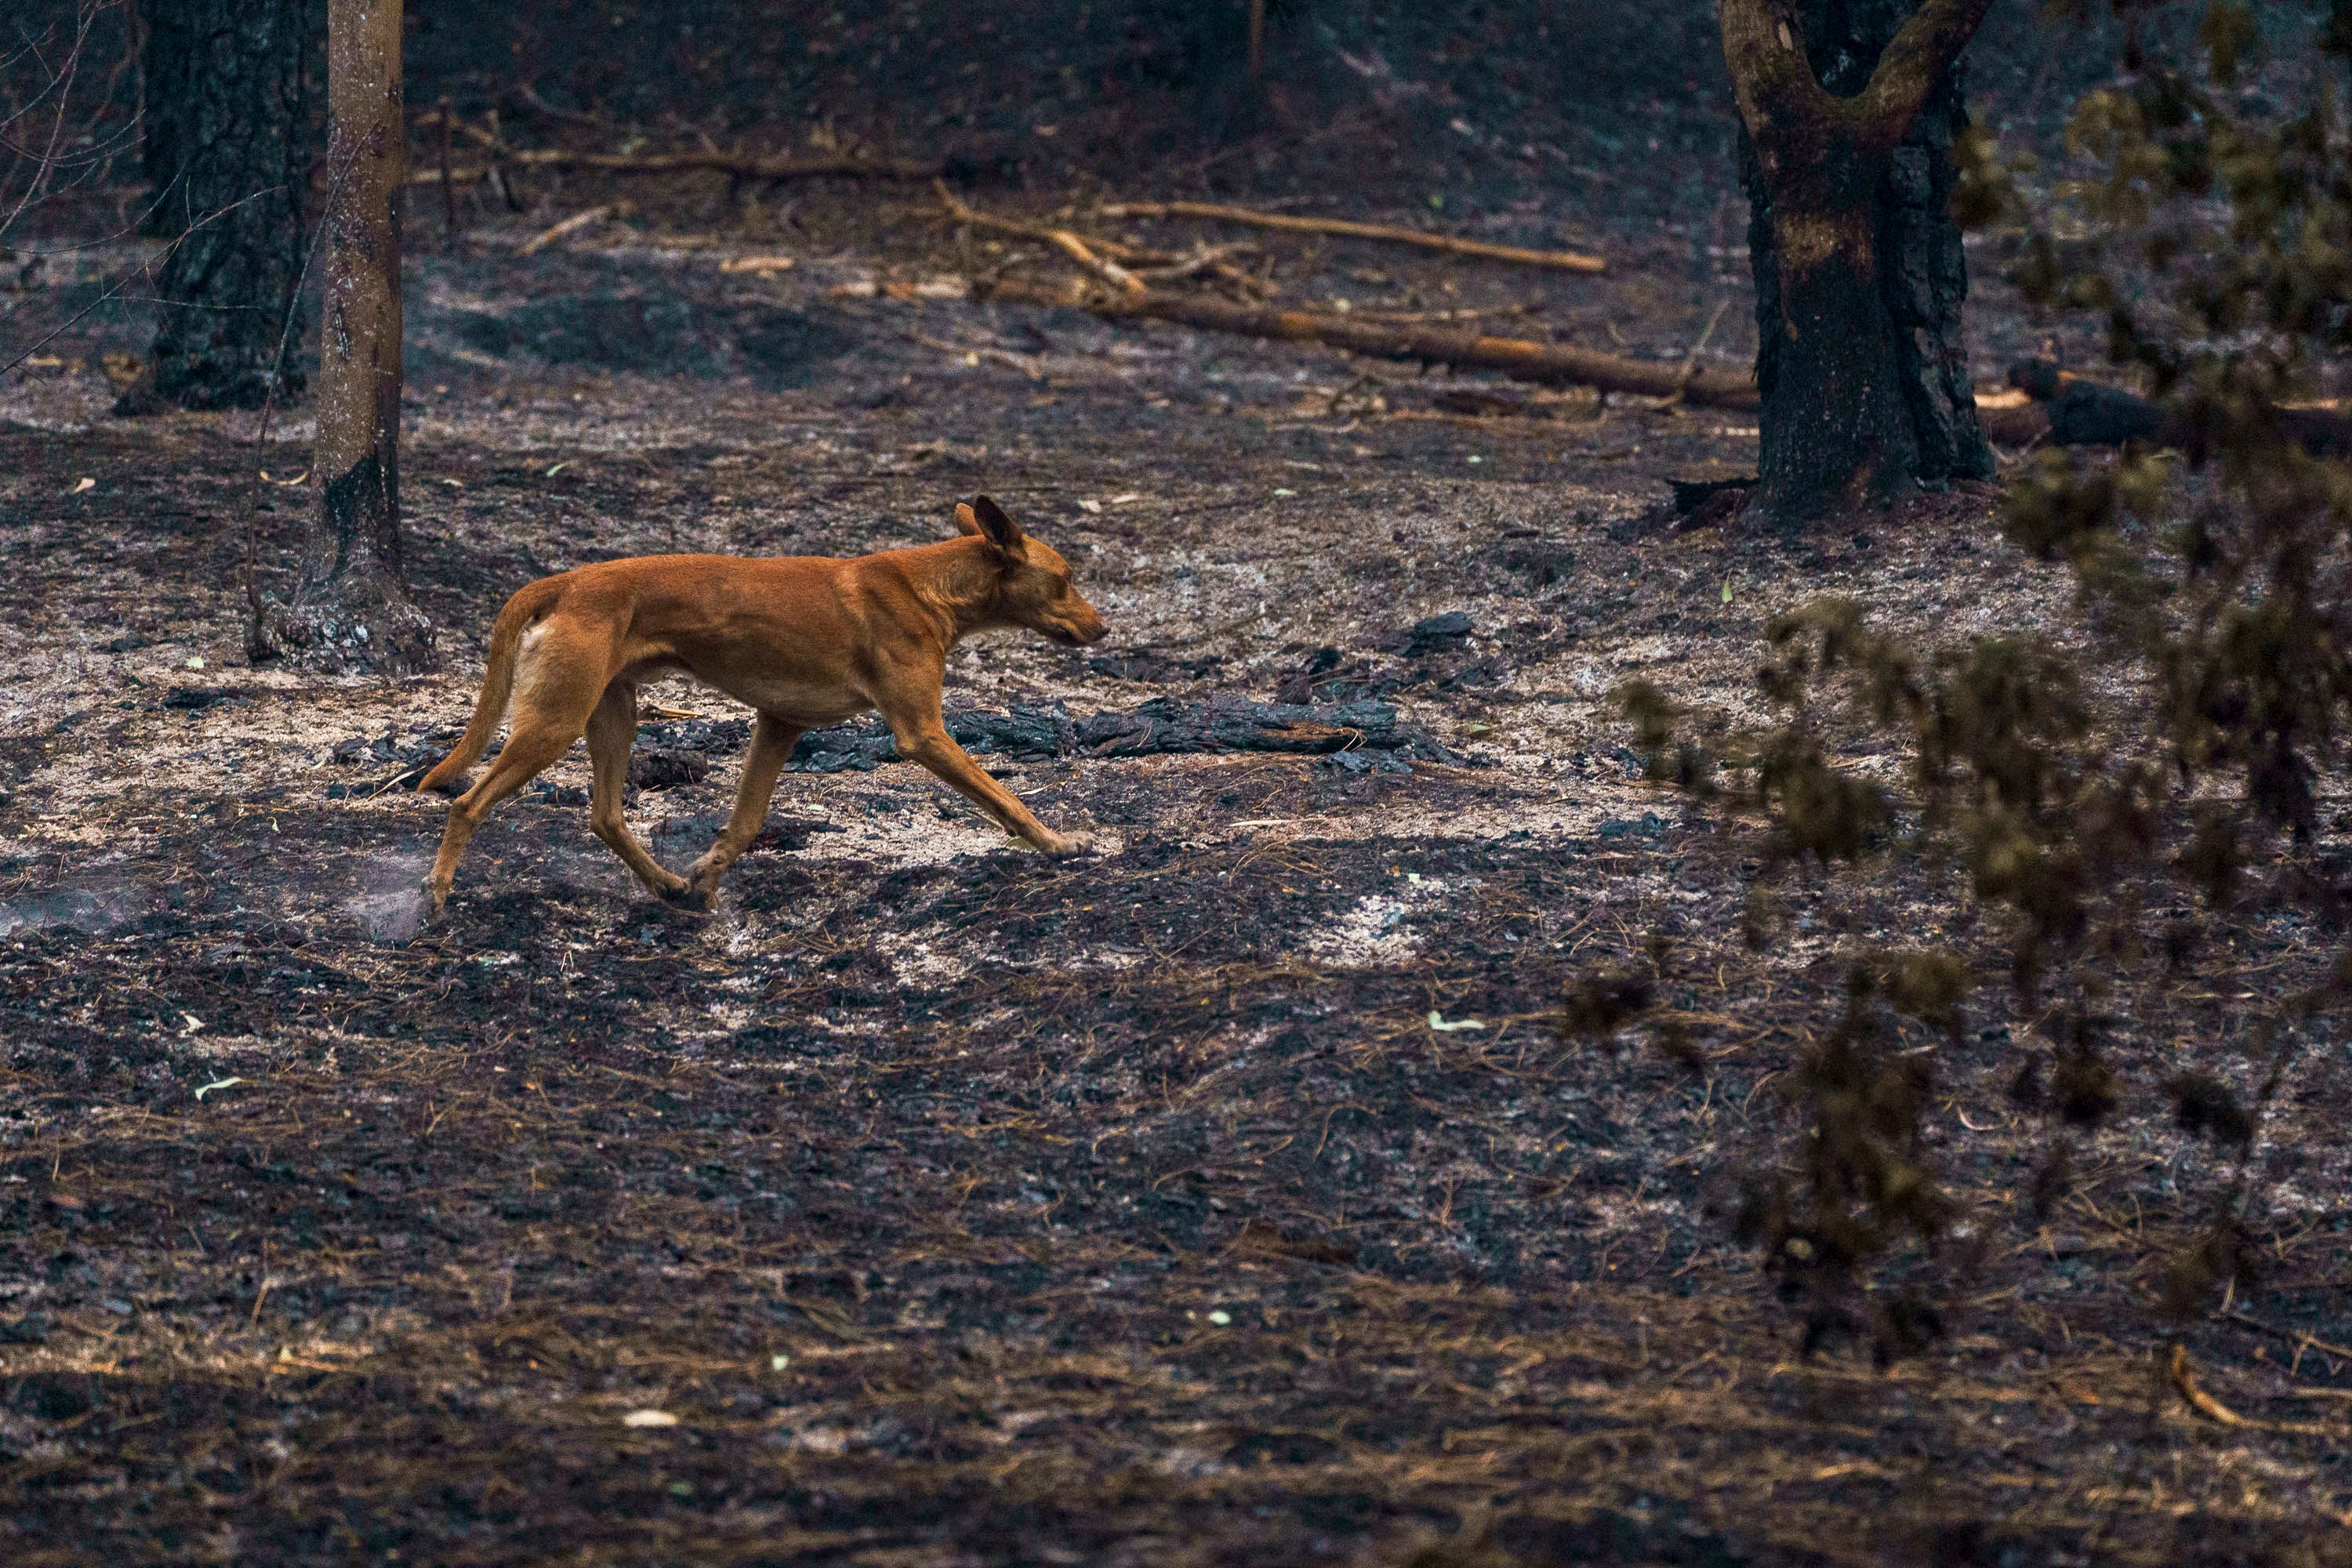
416,495,1106,918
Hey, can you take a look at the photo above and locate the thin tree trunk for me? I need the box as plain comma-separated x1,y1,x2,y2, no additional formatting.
1722,0,1998,524
128,0,309,412
258,0,433,673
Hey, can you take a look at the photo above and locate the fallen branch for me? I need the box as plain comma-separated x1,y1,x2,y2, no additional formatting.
932,184,1243,296
1127,242,1258,287
1657,296,1733,408
406,162,488,187
978,277,1756,407
2166,1342,2339,1437
2169,1343,2247,1426
1101,198,1606,274
931,187,1145,260
2223,1309,2352,1369
1037,227,1144,294
517,201,631,256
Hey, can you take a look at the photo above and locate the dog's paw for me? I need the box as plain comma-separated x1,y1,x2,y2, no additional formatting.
656,880,717,913
1031,829,1102,858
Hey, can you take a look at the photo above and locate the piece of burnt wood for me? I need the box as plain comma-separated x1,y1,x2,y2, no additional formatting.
780,697,1458,775
1669,476,1755,514
1076,695,1454,761
628,748,712,791
2009,360,2352,456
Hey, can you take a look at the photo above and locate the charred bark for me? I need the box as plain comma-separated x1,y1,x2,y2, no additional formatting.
129,0,310,412
256,0,433,673
1724,0,1997,524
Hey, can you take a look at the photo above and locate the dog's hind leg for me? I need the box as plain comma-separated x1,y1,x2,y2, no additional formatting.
684,712,804,904
586,682,694,903
425,717,583,920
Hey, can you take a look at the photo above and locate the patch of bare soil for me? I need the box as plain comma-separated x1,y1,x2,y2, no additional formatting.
1,195,2347,1566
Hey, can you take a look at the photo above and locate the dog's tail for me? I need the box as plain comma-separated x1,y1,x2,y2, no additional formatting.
417,580,560,794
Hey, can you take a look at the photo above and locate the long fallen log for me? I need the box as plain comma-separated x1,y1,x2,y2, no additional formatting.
978,277,1759,408
607,698,1461,776
1102,198,1606,274
787,696,1458,772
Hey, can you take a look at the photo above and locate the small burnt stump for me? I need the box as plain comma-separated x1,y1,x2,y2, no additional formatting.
629,748,712,791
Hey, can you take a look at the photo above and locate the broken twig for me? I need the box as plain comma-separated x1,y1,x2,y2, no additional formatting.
517,201,631,256
2169,1344,2246,1425
934,183,1146,294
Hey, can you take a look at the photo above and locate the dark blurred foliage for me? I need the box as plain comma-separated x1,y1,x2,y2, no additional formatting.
1619,0,2352,1358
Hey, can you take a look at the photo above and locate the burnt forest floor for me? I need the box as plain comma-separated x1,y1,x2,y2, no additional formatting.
2,148,2350,1566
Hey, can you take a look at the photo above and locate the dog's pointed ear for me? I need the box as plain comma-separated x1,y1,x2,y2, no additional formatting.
953,502,984,538
969,494,1023,553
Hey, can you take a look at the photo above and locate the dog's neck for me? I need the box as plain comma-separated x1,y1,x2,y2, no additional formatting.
899,537,1016,645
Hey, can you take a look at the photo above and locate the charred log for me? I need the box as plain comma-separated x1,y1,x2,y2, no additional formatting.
510,698,1464,786
981,278,1756,407
2007,360,2352,456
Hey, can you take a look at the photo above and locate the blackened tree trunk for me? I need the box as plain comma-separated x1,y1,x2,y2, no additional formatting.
129,0,310,412
1724,0,1998,524
256,0,434,672
136,3,190,227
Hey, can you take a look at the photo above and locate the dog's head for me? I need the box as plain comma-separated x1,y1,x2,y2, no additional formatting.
956,495,1109,647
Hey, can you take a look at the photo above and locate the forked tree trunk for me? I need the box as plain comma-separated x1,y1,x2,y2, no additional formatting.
258,0,434,672
1722,0,1998,524
129,0,310,412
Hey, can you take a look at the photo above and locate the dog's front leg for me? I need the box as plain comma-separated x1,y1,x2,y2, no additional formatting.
684,713,804,902
888,717,1082,855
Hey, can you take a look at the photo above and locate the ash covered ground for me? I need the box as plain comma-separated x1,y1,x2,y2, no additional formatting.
0,4,2348,1563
